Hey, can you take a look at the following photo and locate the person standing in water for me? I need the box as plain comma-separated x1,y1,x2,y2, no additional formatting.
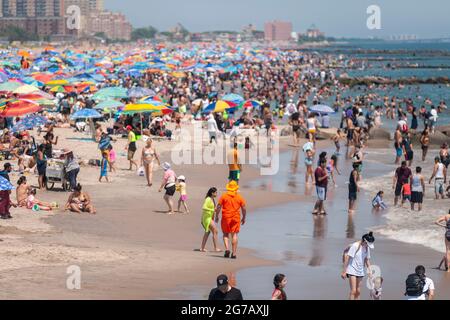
348,163,360,213
313,160,328,215
393,161,412,206
429,157,447,200
341,232,375,300
435,209,450,272
411,166,425,211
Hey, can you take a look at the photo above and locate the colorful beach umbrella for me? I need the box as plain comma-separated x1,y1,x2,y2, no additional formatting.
222,93,244,104
0,176,14,191
0,99,42,117
122,103,172,115
240,100,263,109
203,100,236,114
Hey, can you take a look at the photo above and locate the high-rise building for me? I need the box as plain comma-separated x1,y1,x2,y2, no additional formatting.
264,20,293,41
0,0,65,37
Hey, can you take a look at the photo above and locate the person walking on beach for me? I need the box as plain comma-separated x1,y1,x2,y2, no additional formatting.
99,151,109,183
348,163,360,213
141,139,160,187
393,161,412,206
411,167,425,211
429,157,447,200
272,274,287,300
208,274,243,300
207,114,219,144
175,175,189,214
215,181,247,259
200,187,221,252
405,265,435,300
125,125,138,171
420,128,430,162
341,232,375,300
159,162,177,215
394,127,403,165
303,141,315,184
313,159,328,215
435,209,450,272
227,139,242,184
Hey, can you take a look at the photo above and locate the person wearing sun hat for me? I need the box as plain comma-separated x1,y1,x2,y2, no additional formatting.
159,162,177,215
215,180,247,259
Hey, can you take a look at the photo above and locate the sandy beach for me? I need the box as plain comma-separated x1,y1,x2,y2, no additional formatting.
0,121,448,300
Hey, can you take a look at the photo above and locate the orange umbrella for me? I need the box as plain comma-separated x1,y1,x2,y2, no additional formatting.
0,100,42,117
18,50,31,58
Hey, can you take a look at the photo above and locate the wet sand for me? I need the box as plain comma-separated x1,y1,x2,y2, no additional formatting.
1,123,449,299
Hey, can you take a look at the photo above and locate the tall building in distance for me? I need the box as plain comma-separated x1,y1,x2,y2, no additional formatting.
264,20,293,41
0,0,132,40
0,0,65,37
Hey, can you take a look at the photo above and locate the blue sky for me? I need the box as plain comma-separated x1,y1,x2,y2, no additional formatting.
105,0,450,39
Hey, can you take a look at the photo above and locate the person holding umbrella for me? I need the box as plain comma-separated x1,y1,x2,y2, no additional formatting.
0,175,17,219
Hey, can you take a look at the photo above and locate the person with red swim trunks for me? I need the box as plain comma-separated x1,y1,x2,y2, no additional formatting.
215,181,247,260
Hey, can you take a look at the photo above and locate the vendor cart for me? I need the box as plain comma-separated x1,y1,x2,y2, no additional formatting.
45,158,70,191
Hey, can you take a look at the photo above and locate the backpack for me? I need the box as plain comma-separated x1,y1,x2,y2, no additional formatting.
405,274,425,297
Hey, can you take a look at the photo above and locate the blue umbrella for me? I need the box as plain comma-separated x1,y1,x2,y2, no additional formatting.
0,176,14,191
128,87,155,98
309,104,335,114
71,109,102,119
222,93,244,104
12,115,48,132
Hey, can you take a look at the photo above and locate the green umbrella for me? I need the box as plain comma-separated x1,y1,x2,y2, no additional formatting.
0,81,22,92
94,100,124,110
92,87,128,100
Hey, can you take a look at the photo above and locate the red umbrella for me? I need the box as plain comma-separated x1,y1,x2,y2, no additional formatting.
0,99,42,117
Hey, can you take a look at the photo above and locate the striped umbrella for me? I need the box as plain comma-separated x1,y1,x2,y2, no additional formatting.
122,103,173,115
203,100,237,114
0,99,42,117
240,100,263,109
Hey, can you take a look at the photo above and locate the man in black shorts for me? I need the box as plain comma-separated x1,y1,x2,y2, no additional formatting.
393,161,412,206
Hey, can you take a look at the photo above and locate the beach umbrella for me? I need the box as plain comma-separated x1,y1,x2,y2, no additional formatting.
92,87,128,100
222,93,244,104
203,100,236,114
0,81,22,92
94,100,124,110
0,176,14,191
127,87,155,98
309,104,335,114
71,108,102,119
49,85,66,93
12,115,48,132
46,79,69,86
240,100,262,109
122,104,171,115
0,99,42,117
13,84,40,95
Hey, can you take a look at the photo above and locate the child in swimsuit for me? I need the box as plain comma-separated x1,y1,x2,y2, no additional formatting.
176,175,189,214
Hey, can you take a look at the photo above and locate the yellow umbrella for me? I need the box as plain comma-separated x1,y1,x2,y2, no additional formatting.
13,85,40,95
46,79,69,86
50,86,66,93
